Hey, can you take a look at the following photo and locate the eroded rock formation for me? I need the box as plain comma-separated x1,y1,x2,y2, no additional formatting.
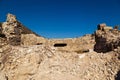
94,23,120,53
0,14,120,80
1,13,46,46
0,13,95,52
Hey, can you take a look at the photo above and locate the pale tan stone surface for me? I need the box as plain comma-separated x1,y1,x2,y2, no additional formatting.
94,23,120,53
21,34,47,46
0,45,119,80
0,14,120,80
47,34,95,52
0,13,95,52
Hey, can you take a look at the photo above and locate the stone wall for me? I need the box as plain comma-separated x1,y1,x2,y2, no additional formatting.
1,14,120,53
94,23,120,53
21,34,47,46
1,13,46,46
0,13,95,52
47,35,95,52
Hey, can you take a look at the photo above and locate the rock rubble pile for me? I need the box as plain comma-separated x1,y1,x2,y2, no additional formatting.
0,14,120,80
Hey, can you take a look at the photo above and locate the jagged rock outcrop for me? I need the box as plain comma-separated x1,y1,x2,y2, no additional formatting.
94,23,120,53
2,14,21,45
1,13,46,46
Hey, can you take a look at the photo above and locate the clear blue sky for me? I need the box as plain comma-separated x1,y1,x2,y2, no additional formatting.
0,0,120,38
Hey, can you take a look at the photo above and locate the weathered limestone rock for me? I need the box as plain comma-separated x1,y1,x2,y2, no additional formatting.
6,13,17,23
97,23,113,31
0,45,119,80
0,13,95,52
21,34,47,46
94,23,120,53
48,34,95,52
2,14,22,45
0,14,120,80
1,13,45,46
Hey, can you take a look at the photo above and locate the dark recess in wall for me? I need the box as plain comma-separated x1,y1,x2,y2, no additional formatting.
115,70,120,80
54,43,67,47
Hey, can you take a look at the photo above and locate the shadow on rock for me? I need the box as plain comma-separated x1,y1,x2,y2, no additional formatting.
115,70,120,80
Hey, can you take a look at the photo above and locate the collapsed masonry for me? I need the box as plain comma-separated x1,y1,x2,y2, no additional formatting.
0,14,120,80
0,13,46,46
0,13,95,52
47,35,95,52
94,23,120,53
0,13,120,53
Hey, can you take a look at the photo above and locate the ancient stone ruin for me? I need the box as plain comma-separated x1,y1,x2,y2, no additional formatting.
0,14,120,53
1,14,120,53
0,13,95,52
94,23,120,53
0,13,120,80
1,13,46,46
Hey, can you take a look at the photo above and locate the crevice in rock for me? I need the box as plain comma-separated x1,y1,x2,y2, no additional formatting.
54,43,67,47
115,70,120,80
0,34,6,38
